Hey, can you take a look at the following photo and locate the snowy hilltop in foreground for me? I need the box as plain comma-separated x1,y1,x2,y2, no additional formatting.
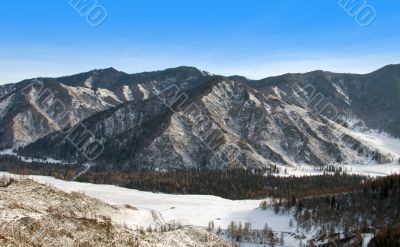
0,175,230,247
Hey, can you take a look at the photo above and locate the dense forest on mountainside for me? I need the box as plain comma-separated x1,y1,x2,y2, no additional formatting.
77,169,368,200
268,174,400,246
0,155,80,180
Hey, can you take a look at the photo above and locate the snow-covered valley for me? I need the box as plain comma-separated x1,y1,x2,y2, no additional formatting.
0,172,279,229
0,172,307,246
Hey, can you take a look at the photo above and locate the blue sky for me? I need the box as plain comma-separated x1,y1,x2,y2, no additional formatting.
1,0,400,84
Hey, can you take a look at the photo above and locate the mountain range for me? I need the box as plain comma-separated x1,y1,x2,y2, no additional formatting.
1,65,399,173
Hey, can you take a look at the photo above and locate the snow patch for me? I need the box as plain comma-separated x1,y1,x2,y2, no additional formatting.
271,86,283,98
84,76,93,88
248,92,261,107
138,84,149,100
27,87,60,130
0,93,14,118
122,85,133,101
97,88,123,103
348,129,400,159
333,83,351,104
362,233,374,247
342,162,400,177
60,83,113,111
332,118,400,160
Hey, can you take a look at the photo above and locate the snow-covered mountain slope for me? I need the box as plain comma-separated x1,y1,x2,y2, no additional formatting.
0,82,118,149
1,65,400,172
0,174,231,247
0,67,210,149
0,83,15,98
246,64,400,138
17,77,400,173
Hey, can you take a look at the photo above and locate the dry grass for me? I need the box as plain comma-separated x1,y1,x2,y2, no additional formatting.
0,177,231,246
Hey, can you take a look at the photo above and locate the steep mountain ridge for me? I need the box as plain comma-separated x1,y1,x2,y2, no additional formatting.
1,65,400,172
246,65,400,137
0,67,210,149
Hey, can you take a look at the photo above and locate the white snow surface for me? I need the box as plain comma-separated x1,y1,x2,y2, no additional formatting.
97,88,123,103
362,233,374,247
278,162,400,177
248,92,262,107
0,172,293,231
0,172,378,246
333,83,351,104
59,83,114,111
349,129,400,159
138,84,150,100
122,85,133,101
271,86,282,98
274,126,400,178
332,117,400,160
84,76,93,88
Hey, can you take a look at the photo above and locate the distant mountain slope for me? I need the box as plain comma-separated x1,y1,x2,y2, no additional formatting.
1,64,400,172
0,67,210,149
246,64,400,137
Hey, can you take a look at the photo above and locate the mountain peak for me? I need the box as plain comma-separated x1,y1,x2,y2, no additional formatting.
162,66,204,75
371,63,400,75
90,67,123,75
97,67,119,72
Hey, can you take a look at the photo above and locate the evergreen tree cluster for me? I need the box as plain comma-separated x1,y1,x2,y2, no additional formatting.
280,174,400,246
77,169,367,200
0,155,80,180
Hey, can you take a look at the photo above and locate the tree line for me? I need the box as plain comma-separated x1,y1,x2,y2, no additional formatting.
0,154,369,200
